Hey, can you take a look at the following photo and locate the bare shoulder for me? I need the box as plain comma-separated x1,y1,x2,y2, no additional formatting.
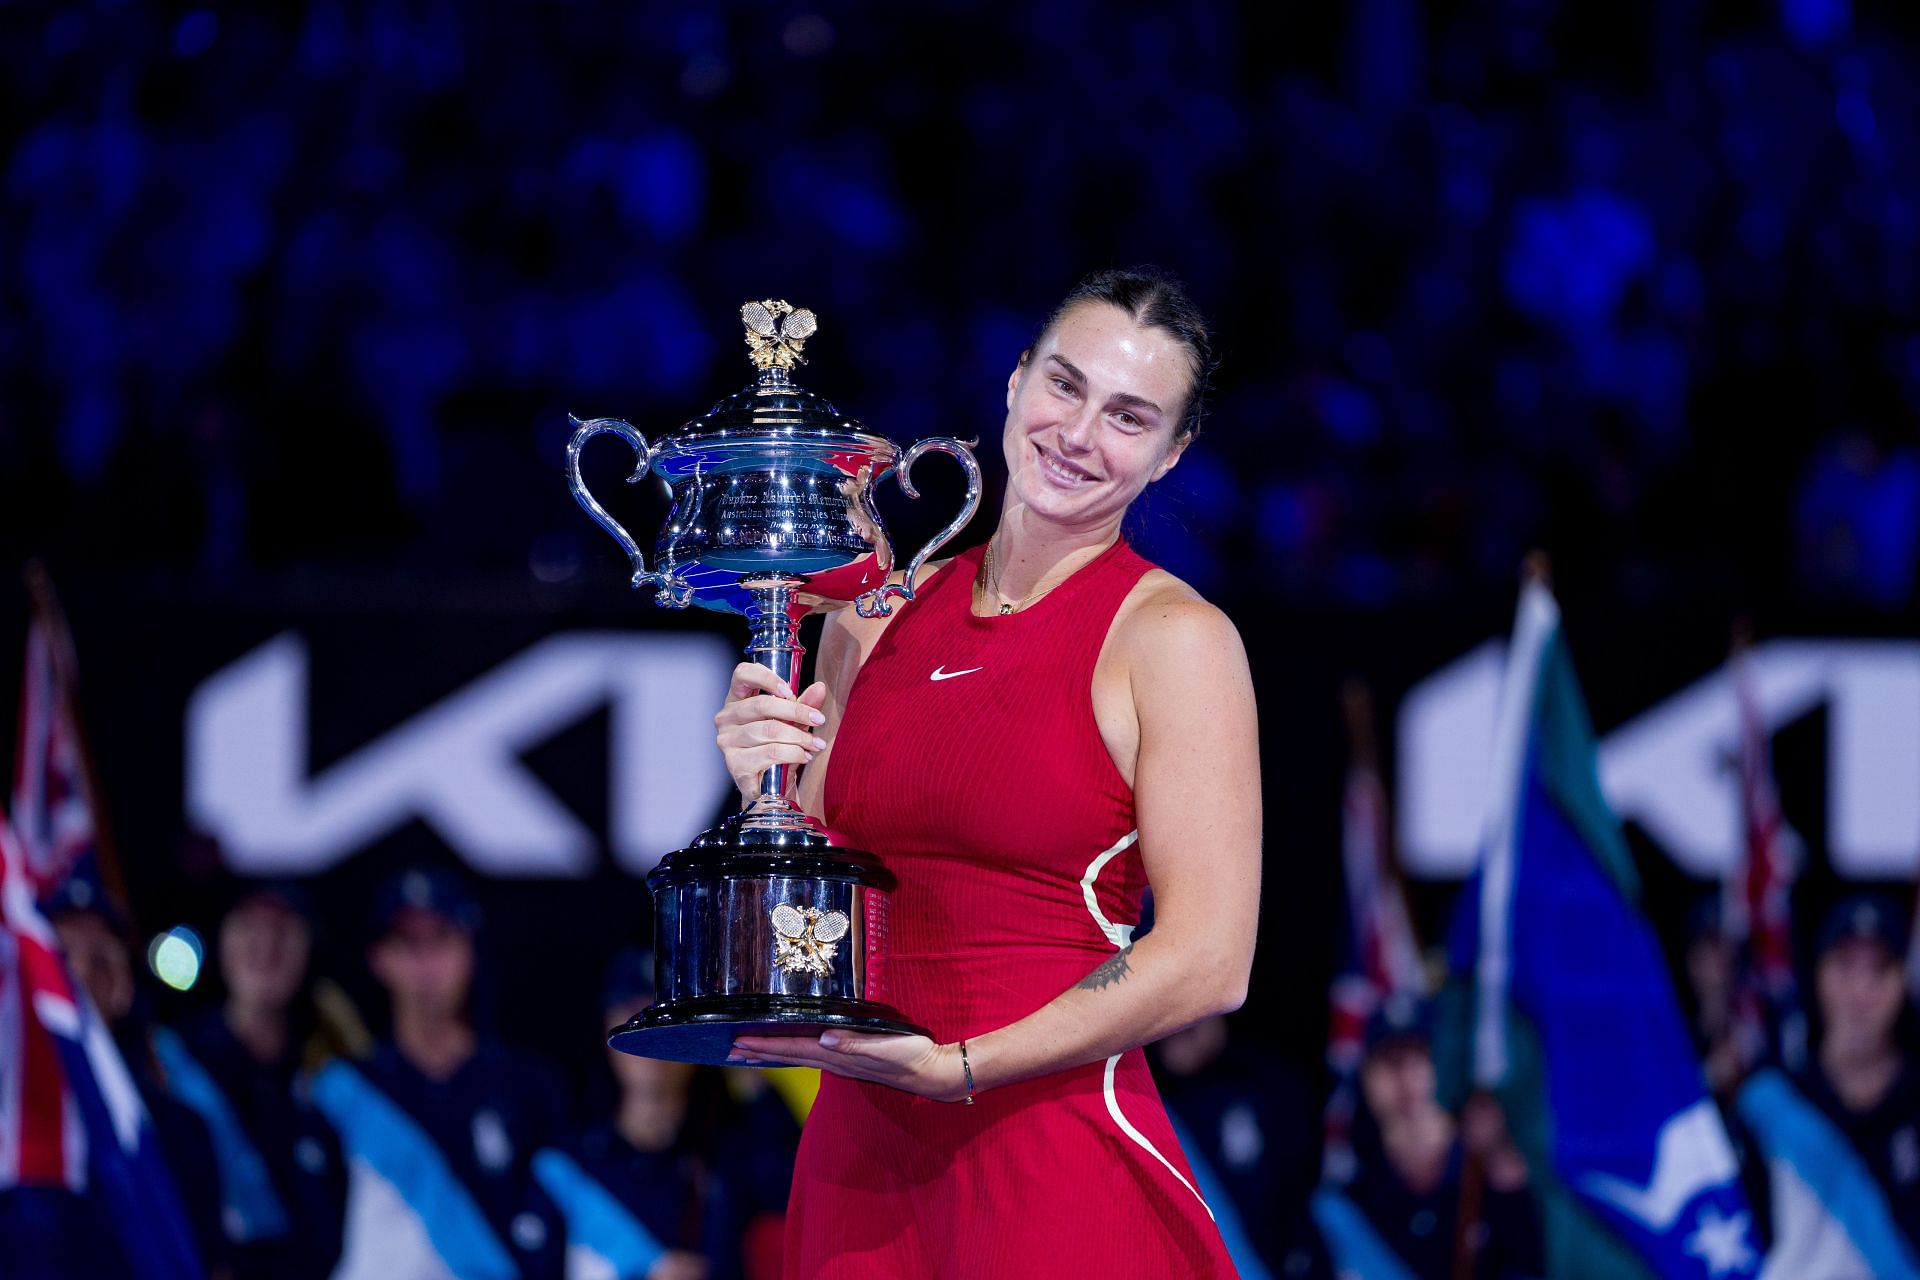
1111,568,1246,668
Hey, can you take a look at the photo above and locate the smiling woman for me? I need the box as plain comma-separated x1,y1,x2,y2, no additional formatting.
714,268,1259,1279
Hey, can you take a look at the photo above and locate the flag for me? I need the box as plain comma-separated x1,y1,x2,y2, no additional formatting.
0,838,82,1191
10,610,97,899
0,817,203,1278
1723,639,1804,1073
1324,682,1426,1183
1445,579,1760,1280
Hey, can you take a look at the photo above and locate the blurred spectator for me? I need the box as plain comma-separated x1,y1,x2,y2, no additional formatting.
165,882,353,1279
1328,996,1542,1280
312,866,567,1279
536,949,747,1280
31,878,231,1277
1153,1012,1332,1278
711,1064,807,1278
1786,895,1920,1249
1683,893,1746,1097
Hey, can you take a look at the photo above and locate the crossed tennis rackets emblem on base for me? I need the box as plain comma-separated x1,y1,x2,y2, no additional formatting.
771,903,852,978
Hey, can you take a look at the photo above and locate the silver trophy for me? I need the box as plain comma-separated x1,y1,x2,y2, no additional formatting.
568,300,981,1063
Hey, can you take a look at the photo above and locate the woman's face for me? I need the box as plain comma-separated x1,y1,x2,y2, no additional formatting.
1359,1040,1438,1130
53,912,133,1024
1001,302,1193,532
370,910,474,1021
221,897,311,1011
1816,939,1904,1056
603,995,697,1095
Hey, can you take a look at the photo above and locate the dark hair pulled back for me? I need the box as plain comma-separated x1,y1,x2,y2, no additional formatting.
1027,266,1218,442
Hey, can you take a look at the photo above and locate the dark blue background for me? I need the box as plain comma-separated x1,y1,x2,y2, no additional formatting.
4,0,1919,615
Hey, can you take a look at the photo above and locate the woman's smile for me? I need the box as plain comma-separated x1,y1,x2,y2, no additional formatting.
1034,441,1100,489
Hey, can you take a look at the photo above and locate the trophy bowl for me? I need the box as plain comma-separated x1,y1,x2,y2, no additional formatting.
568,300,981,1064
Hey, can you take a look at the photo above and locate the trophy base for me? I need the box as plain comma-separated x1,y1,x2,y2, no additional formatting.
609,995,929,1066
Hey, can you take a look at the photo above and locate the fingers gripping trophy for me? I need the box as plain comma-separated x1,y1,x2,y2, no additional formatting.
567,301,982,1063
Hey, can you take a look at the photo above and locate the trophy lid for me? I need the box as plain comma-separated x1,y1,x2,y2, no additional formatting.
658,300,885,449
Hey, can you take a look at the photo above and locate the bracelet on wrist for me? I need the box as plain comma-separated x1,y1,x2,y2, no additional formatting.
958,1039,976,1106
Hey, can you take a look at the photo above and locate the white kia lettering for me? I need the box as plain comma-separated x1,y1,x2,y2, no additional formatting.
1397,639,1920,878
186,631,734,878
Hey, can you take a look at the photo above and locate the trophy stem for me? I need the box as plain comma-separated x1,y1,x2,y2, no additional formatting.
743,577,810,819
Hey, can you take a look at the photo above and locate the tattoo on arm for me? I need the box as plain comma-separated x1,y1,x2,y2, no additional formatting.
1076,945,1134,991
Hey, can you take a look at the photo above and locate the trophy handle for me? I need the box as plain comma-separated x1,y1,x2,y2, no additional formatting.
855,437,984,618
566,415,695,607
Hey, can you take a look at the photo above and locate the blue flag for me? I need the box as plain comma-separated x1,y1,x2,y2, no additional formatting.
1,819,204,1280
1449,581,1759,1280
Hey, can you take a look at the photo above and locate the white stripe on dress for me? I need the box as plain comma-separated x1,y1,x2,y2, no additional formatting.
1080,828,1214,1221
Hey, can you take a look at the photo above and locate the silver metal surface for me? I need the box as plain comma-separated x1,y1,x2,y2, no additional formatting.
568,305,983,820
567,365,982,624
567,301,956,1061
564,417,694,607
653,875,878,1005
854,434,986,619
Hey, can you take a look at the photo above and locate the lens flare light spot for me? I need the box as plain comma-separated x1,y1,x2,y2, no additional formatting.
148,927,205,992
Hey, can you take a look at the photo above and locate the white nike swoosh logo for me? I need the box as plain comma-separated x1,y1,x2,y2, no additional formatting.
929,665,984,682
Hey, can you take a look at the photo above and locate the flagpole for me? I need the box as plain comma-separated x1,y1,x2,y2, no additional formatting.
21,559,134,924
1454,552,1552,1280
1339,677,1425,989
1724,615,1752,943
1340,679,1378,773
1475,552,1556,1086
1724,618,1757,1077
1450,1093,1489,1280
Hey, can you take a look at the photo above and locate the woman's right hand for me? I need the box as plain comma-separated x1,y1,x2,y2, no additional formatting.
714,662,831,805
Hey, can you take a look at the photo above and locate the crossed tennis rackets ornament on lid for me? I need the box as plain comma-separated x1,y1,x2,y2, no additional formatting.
739,299,818,371
771,903,852,977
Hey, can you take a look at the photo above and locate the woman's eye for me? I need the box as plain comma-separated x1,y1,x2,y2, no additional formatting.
1050,377,1076,396
1114,412,1139,429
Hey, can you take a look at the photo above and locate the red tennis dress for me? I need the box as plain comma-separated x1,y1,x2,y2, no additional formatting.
785,538,1237,1278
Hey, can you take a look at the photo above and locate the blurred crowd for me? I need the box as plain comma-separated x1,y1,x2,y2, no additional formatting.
1164,891,1918,1277
5,866,803,1280
3,2,1920,610
4,856,1914,1278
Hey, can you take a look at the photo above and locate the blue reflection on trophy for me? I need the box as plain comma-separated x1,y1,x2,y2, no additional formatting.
568,300,981,1062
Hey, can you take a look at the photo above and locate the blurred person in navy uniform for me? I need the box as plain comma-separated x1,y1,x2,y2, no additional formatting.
1680,894,1746,1096
1784,895,1920,1249
1329,995,1543,1280
313,866,566,1280
160,881,353,1279
534,949,748,1280
1152,1012,1333,1278
714,1051,805,1252
19,877,232,1277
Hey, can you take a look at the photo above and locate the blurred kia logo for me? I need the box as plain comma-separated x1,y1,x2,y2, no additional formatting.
1398,640,1920,879
186,632,734,878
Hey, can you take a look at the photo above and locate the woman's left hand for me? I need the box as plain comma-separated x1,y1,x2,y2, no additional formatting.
729,1030,968,1103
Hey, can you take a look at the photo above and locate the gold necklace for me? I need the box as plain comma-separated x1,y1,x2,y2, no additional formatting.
977,537,1056,616
976,539,1013,615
